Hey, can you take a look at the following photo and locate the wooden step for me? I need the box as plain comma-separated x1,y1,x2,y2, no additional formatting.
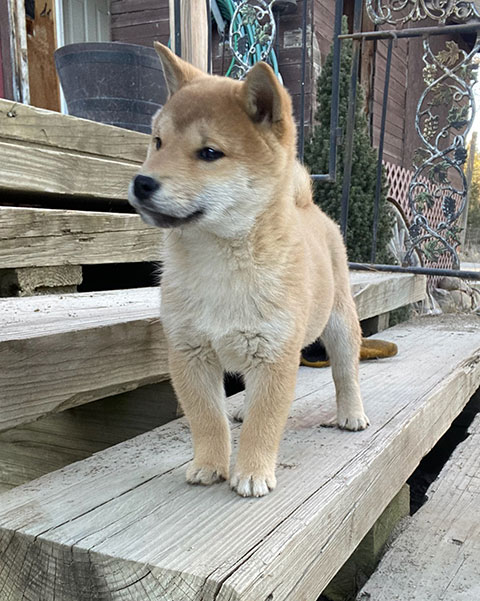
0,206,162,268
0,315,478,601
0,99,148,203
357,402,480,601
0,288,169,431
0,272,425,431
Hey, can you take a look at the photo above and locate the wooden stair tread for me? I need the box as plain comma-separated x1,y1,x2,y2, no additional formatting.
0,315,478,601
0,206,162,269
0,99,147,202
358,405,480,601
0,287,162,340
0,271,425,433
0,272,424,340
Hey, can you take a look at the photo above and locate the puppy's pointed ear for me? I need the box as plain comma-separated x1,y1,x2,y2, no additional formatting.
243,62,288,125
154,42,204,97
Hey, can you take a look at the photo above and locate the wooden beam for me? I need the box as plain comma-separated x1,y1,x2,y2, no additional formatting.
0,0,14,99
0,272,425,431
350,271,426,320
0,264,82,296
168,0,209,72
0,207,162,268
359,401,480,600
0,316,478,600
0,98,149,162
25,0,61,111
7,0,30,103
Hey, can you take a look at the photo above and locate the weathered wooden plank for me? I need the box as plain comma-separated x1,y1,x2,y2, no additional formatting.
0,273,425,431
0,264,82,296
0,316,478,601
357,404,480,601
169,0,208,72
0,288,168,431
0,98,148,162
350,271,425,321
0,139,139,200
7,0,30,103
25,0,60,112
0,381,178,493
0,207,162,268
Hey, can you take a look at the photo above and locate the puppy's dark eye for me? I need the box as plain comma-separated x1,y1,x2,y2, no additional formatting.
154,137,162,150
197,147,225,162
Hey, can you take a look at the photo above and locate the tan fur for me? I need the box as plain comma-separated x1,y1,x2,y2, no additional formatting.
128,44,369,498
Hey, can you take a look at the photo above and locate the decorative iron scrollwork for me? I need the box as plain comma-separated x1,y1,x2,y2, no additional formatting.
404,37,479,268
228,0,277,79
366,0,480,26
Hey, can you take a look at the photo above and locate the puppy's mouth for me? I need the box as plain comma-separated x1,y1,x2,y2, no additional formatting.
137,206,204,229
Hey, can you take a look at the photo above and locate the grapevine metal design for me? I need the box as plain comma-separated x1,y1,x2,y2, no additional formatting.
366,0,479,26
404,38,479,268
228,0,276,79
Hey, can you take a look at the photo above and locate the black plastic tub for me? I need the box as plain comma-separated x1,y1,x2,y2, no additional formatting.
54,42,168,134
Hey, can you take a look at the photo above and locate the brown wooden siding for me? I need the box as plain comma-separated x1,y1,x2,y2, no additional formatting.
371,35,408,167
111,0,170,47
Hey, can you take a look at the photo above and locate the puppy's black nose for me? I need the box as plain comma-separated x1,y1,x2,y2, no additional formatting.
133,175,160,200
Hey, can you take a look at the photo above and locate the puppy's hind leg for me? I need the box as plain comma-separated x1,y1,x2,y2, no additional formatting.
169,345,231,485
321,301,369,431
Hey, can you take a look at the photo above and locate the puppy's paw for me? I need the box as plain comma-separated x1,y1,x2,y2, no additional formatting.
230,470,277,497
337,412,370,431
186,462,228,486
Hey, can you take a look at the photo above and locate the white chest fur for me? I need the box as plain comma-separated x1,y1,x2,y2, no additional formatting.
161,231,293,372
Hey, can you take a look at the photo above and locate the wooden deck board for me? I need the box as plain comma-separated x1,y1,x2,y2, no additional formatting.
0,139,138,201
0,316,478,601
0,288,169,431
0,381,178,493
357,403,480,601
0,207,162,268
0,98,148,162
0,273,425,431
0,100,147,202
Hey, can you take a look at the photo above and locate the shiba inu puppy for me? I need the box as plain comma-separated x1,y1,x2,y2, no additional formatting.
128,43,369,497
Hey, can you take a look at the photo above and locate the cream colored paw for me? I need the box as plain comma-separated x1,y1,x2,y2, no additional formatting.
337,412,370,431
186,462,228,485
230,471,277,497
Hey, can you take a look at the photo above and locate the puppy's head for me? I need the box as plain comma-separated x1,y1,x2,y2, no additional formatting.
128,43,296,235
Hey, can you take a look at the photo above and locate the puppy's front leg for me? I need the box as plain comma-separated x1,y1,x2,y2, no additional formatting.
231,354,299,497
169,347,231,484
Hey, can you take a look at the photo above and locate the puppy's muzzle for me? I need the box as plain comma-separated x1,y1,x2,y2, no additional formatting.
133,174,160,201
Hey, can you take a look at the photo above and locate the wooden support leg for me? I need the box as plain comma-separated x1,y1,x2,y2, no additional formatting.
361,311,390,337
0,265,82,296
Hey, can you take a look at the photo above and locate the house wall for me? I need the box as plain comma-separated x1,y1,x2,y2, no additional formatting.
371,36,409,167
110,0,170,47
